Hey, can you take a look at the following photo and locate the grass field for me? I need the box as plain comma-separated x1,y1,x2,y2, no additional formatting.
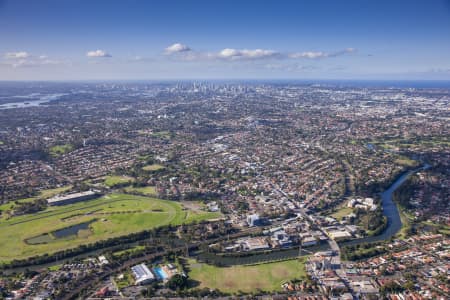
115,271,135,289
372,137,450,152
394,156,419,168
112,245,146,257
0,193,220,262
152,131,172,139
48,264,62,271
421,221,450,236
187,257,307,293
440,229,450,235
104,175,134,187
330,207,353,221
124,186,157,196
49,144,73,157
142,164,165,171
396,207,414,239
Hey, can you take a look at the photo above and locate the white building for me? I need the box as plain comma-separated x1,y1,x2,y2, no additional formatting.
131,263,155,285
302,236,318,247
47,190,100,206
98,255,109,265
247,214,260,227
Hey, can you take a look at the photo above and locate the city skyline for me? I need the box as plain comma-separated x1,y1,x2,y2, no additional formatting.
1,0,450,80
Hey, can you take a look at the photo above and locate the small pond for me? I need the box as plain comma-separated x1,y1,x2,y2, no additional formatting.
51,219,96,239
25,219,96,244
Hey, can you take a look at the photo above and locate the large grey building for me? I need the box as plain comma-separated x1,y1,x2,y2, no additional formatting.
47,190,101,206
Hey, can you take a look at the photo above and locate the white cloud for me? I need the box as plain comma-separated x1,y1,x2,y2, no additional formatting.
218,48,279,60
164,43,278,61
289,51,327,59
329,48,356,57
165,43,191,54
9,58,64,68
10,59,35,68
5,51,30,59
1,52,68,68
289,48,355,59
163,44,354,62
86,49,112,57
218,48,239,58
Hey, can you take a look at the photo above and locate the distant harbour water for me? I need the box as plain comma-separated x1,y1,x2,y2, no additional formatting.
0,99,50,109
0,93,67,109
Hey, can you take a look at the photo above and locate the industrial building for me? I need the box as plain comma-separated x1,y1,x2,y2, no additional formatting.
247,213,261,227
325,226,353,241
47,190,101,206
243,236,270,251
131,263,155,285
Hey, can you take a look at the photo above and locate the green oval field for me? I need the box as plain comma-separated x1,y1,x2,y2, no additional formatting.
0,193,221,262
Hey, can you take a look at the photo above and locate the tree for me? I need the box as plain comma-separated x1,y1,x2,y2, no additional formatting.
167,274,188,290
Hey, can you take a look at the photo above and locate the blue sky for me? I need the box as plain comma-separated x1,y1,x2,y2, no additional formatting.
1,0,450,80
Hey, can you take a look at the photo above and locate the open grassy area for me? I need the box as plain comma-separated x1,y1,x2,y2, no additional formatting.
124,185,157,196
112,245,146,257
395,156,419,168
396,208,414,239
48,264,62,271
142,164,165,171
49,144,73,157
0,193,220,262
104,175,134,187
440,229,450,236
185,209,222,223
421,221,450,236
371,136,450,152
115,271,135,289
39,186,73,198
187,257,307,293
152,131,172,139
330,206,353,221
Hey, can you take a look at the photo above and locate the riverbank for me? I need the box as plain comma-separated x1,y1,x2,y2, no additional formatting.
340,164,430,247
195,243,329,267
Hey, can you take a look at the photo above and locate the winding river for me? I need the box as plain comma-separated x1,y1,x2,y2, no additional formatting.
341,163,430,247
196,163,431,265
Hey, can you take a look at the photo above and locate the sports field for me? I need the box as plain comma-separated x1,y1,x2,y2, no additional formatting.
49,144,73,157
330,207,353,221
142,164,165,171
124,185,157,196
0,193,220,262
188,257,307,293
104,175,134,187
